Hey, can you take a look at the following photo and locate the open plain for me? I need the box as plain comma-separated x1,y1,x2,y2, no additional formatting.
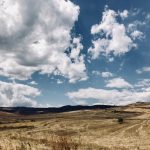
0,103,150,150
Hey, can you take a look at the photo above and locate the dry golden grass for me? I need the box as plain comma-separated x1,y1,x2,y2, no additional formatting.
0,103,150,149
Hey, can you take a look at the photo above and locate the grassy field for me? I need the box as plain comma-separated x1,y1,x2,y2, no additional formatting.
0,103,150,150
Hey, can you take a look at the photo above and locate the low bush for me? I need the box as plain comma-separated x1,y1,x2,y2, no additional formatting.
117,117,124,124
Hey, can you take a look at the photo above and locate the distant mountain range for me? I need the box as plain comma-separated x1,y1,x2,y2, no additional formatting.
0,105,117,115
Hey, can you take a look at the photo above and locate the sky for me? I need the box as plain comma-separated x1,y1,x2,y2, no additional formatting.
0,0,150,107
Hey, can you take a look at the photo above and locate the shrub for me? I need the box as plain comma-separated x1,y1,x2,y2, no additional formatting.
117,117,124,124
30,119,35,122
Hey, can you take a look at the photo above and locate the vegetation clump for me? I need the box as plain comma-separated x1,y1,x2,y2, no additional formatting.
117,117,124,124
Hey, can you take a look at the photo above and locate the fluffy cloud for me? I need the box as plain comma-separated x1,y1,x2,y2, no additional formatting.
67,87,150,105
134,79,150,92
119,10,128,19
92,70,101,76
130,30,144,40
67,77,150,105
0,81,40,107
57,79,63,84
29,81,38,85
106,77,133,88
136,67,150,74
0,0,87,83
92,71,114,78
88,7,143,59
101,72,114,78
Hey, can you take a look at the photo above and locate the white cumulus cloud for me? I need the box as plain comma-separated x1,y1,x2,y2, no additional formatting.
136,67,150,74
67,87,150,105
0,0,87,83
119,10,128,19
88,7,143,59
106,77,133,88
101,72,114,78
130,30,144,40
29,81,38,85
92,71,114,78
0,81,40,107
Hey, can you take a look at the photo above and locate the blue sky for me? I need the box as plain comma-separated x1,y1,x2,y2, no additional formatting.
0,0,150,107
